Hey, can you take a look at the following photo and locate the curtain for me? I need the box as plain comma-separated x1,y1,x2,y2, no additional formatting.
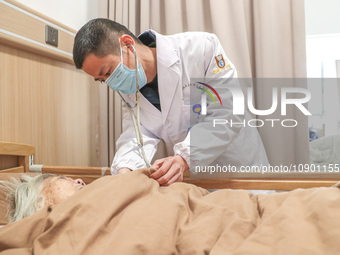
100,0,309,168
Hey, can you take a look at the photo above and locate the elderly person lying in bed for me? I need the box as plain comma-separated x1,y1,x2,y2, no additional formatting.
0,174,86,222
1,168,340,254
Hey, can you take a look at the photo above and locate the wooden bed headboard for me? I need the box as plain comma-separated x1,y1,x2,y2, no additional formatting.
0,141,339,190
0,141,34,173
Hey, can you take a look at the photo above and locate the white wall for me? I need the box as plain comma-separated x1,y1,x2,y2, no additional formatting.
16,0,99,31
305,0,340,136
305,0,340,35
305,0,340,78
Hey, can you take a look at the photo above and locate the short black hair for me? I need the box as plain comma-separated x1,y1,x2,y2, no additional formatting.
73,18,141,69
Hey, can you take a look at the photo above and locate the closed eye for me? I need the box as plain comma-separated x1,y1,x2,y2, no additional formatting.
94,78,106,83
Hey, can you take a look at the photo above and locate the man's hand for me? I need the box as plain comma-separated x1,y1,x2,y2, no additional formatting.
150,155,189,186
118,168,132,174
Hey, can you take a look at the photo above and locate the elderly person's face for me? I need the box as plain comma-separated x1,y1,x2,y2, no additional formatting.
41,176,86,206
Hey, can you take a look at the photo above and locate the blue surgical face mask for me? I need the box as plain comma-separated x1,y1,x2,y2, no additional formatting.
105,44,147,95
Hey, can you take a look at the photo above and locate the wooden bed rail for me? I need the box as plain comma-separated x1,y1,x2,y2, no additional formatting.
183,176,340,191
41,166,111,184
1,141,339,190
41,166,340,190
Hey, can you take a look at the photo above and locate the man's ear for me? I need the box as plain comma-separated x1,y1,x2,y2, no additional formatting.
120,34,135,52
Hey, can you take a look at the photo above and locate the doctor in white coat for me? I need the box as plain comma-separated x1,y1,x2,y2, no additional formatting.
73,18,269,185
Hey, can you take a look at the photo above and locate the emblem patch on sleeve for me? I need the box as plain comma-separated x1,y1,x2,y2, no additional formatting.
212,53,232,74
215,54,225,68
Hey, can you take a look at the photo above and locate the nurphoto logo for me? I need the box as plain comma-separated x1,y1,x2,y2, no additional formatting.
191,81,312,128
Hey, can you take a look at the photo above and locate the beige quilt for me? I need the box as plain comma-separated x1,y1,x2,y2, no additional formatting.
0,168,339,254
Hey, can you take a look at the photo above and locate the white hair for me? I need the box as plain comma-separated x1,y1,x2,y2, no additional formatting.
0,174,54,222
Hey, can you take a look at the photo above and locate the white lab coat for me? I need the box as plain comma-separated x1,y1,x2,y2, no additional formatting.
111,30,268,174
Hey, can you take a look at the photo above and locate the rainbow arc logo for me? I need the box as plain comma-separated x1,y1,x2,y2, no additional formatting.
193,82,222,115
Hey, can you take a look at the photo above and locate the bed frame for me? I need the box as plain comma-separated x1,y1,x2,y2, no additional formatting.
0,141,338,191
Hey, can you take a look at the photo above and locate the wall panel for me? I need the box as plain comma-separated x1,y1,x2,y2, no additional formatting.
0,0,109,167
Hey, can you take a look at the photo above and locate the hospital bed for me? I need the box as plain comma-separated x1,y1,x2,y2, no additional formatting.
0,141,338,190
1,141,340,254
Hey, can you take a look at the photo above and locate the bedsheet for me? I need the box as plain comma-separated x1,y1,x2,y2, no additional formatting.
0,168,340,254
310,134,340,165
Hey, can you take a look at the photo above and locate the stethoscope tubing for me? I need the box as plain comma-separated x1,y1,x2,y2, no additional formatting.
115,43,151,167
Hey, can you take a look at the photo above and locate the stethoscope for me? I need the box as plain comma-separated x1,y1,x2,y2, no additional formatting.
116,44,152,167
